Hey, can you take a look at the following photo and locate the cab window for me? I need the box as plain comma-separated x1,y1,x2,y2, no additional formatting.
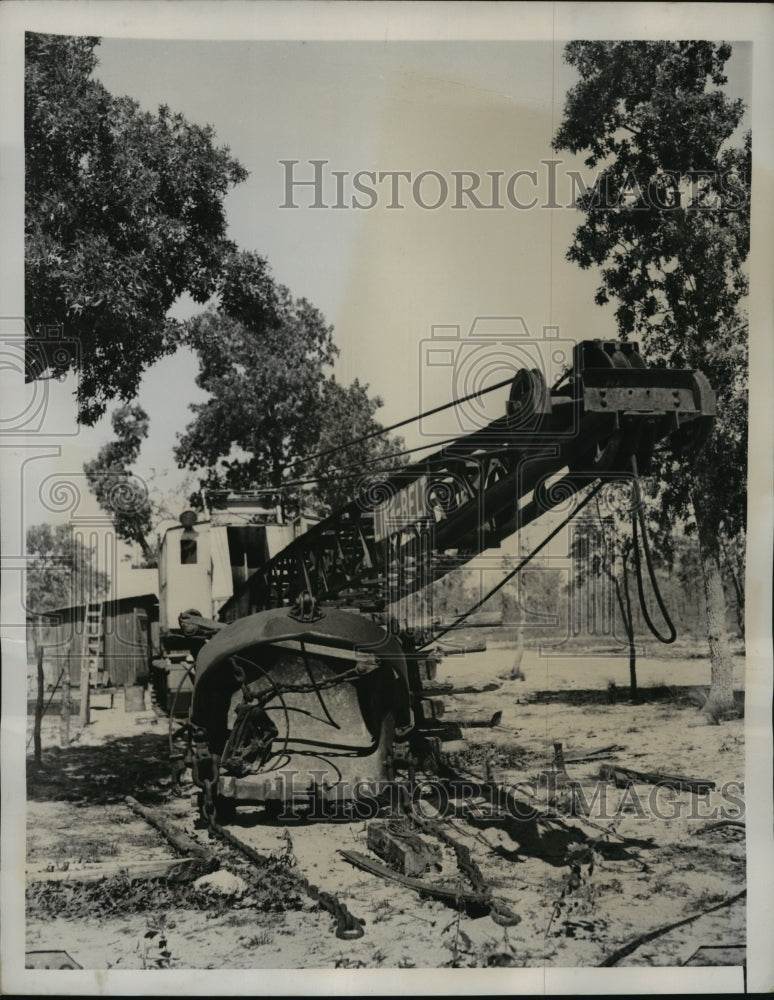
180,536,198,564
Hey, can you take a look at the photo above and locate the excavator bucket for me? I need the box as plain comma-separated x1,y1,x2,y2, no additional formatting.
189,608,411,816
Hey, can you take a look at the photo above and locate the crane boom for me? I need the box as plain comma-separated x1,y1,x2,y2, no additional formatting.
216,339,714,624
183,339,715,815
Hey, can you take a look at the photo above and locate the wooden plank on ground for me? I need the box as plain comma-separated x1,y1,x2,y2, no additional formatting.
600,764,715,794
27,857,200,885
124,795,218,869
563,744,626,764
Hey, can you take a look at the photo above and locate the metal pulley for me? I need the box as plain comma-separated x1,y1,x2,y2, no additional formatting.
506,367,550,426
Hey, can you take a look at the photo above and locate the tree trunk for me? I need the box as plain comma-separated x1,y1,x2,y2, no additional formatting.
719,534,745,640
510,626,525,680
272,456,286,523
615,560,637,700
135,531,152,561
692,494,736,721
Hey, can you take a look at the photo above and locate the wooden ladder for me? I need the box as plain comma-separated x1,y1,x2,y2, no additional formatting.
84,600,105,687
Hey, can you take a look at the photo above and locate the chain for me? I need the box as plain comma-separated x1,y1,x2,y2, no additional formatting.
398,785,521,927
195,745,365,940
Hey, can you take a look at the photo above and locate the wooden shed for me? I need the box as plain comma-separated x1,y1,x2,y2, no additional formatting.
31,591,159,689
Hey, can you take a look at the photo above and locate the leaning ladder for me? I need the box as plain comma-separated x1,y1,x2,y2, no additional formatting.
79,599,105,725
84,600,105,686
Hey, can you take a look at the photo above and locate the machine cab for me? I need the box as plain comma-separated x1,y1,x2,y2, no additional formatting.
158,498,295,639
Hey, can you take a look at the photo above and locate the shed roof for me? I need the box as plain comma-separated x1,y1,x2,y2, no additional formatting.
28,582,158,620
112,568,159,602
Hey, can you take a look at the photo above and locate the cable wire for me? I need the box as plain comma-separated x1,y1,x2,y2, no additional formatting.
219,433,467,495
291,374,516,468
630,456,676,644
418,479,605,648
207,433,516,499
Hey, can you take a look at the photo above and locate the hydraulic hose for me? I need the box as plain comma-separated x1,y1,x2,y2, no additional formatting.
630,456,676,644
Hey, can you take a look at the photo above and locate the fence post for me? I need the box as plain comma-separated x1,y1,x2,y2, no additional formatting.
34,644,44,765
79,622,90,727
60,656,71,747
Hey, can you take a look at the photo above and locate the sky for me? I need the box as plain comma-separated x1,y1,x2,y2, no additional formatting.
22,35,752,535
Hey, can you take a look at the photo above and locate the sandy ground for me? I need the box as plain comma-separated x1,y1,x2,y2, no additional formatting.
24,643,746,971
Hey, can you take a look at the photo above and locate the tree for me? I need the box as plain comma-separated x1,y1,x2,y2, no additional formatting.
84,403,156,564
306,377,405,513
175,255,335,515
570,492,639,697
553,41,749,719
25,33,247,424
26,522,109,613
175,252,404,518
656,533,706,638
719,527,745,640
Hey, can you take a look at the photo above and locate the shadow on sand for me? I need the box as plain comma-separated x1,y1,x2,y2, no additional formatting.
27,732,171,806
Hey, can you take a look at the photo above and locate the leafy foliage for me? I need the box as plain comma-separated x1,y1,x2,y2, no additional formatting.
553,41,749,714
498,565,563,640
83,404,155,563
26,522,109,612
175,252,403,517
307,376,405,512
553,41,749,540
25,33,247,423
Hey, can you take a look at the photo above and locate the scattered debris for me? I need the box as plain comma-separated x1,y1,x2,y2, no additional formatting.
597,889,746,967
138,924,172,969
367,821,442,877
339,849,491,918
694,820,745,836
563,744,626,764
25,647,746,970
599,764,715,795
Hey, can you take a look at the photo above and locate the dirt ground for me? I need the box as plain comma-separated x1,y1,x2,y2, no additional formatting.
24,642,746,971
